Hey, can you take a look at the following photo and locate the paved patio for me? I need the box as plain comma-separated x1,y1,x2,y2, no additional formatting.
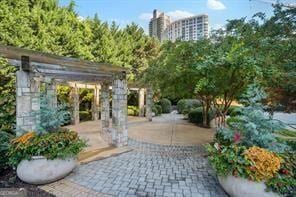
41,113,225,196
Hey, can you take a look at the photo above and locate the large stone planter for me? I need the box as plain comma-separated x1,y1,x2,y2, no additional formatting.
17,156,77,185
218,175,278,197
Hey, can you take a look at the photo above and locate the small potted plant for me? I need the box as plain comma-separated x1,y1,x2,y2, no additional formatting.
9,129,86,184
8,93,86,184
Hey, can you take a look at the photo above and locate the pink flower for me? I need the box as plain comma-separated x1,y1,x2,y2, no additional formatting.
233,132,241,143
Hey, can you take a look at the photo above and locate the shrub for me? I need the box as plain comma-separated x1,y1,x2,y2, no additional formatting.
9,129,86,166
160,98,171,113
0,58,16,134
128,106,139,116
152,104,162,116
79,110,92,121
188,107,214,125
244,146,281,181
266,152,296,196
229,106,243,117
35,93,72,134
177,99,201,114
0,131,12,170
205,143,252,177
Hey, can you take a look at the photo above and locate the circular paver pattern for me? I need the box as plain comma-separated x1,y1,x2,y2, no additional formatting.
67,139,227,197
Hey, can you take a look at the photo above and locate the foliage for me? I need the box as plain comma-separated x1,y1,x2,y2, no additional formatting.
0,58,16,134
205,143,252,178
57,86,71,104
227,106,242,116
277,129,296,138
79,110,92,121
266,152,296,196
160,98,171,113
0,131,12,170
177,99,201,114
152,104,162,116
244,146,281,181
128,106,139,116
220,85,288,153
188,107,213,126
37,94,71,134
9,129,86,166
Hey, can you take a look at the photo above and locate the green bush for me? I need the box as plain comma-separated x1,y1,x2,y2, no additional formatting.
229,106,243,117
9,129,86,167
152,104,162,116
128,106,139,116
188,107,213,125
79,111,92,121
160,98,171,113
0,131,12,170
0,58,16,134
266,152,296,196
177,99,201,114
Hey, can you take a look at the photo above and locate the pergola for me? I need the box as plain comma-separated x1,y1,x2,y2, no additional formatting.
0,45,153,147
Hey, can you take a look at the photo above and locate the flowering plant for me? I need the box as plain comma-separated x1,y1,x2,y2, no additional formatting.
9,129,86,166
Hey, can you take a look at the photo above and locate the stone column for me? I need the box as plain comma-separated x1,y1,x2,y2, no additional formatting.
138,88,145,117
16,70,40,136
92,85,100,121
111,72,128,147
45,79,57,108
70,84,79,125
145,88,153,121
101,82,110,132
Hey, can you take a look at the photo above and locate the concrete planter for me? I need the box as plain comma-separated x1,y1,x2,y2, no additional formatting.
218,175,278,197
17,156,77,185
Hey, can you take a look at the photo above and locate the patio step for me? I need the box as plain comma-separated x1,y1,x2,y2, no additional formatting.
79,146,133,164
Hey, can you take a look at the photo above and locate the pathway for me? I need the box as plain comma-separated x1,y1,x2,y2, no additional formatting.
41,113,226,197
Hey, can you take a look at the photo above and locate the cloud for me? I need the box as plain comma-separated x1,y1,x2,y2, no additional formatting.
139,13,153,21
207,0,226,10
167,10,194,21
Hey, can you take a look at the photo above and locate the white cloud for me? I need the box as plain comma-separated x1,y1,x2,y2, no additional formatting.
139,13,153,21
167,10,194,21
207,0,226,10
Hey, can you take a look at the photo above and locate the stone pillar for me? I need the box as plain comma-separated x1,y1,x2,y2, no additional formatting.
45,80,57,108
138,88,145,117
101,82,110,132
146,88,153,121
111,73,128,147
16,70,40,136
70,84,79,125
92,85,100,121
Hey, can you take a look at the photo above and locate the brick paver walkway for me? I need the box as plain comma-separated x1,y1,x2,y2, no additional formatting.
65,139,226,197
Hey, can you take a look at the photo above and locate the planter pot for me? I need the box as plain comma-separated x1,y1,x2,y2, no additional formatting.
218,175,278,197
17,156,77,185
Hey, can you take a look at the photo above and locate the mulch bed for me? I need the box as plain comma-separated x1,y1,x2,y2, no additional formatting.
0,168,55,197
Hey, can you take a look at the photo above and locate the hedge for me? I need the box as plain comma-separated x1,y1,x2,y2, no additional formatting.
160,98,171,113
128,106,139,116
177,99,201,114
188,107,214,125
152,104,162,116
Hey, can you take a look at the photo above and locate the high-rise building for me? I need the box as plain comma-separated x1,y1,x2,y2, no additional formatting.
149,9,171,41
148,9,209,42
162,14,209,42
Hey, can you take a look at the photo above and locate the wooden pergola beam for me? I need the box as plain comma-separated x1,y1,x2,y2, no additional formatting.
0,45,128,74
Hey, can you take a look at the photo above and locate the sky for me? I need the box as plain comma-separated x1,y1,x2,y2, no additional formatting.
58,0,293,33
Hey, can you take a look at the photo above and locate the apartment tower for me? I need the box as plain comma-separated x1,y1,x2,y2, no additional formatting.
163,14,209,41
149,9,171,41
